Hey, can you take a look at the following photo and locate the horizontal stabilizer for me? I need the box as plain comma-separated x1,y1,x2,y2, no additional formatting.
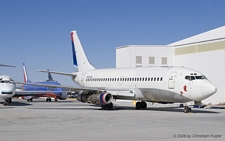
38,70,76,77
0,64,16,68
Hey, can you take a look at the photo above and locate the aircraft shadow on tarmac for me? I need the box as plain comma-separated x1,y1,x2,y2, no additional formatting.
0,101,32,107
28,104,220,114
97,105,221,114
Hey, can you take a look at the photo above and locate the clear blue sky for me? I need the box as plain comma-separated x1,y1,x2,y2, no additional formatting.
0,0,225,86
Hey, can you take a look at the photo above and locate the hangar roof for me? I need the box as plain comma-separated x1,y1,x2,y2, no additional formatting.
168,26,225,46
116,45,168,49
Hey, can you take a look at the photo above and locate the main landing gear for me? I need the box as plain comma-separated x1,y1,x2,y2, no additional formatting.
46,97,51,102
101,103,113,110
27,98,33,102
184,106,192,113
136,101,147,109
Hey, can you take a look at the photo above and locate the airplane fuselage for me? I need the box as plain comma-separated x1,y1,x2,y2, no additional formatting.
23,81,62,95
73,66,217,103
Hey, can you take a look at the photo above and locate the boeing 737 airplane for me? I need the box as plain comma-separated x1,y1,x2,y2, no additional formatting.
21,63,67,102
21,31,217,113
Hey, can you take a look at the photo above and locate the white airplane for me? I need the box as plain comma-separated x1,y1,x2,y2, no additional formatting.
31,31,216,113
0,64,16,105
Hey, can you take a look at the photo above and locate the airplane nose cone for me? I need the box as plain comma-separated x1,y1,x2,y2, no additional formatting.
202,81,217,98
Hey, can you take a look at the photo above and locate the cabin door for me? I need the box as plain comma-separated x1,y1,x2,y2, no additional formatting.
118,76,123,87
168,72,177,89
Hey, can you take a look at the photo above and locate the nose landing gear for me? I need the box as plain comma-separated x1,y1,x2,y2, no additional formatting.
3,98,11,106
184,106,192,113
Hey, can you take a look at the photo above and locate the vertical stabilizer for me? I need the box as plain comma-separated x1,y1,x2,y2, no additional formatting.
23,63,31,82
71,31,95,71
47,69,54,81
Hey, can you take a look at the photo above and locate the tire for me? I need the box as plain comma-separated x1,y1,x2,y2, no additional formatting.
136,102,142,109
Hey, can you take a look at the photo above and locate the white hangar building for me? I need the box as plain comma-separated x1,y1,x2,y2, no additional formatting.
116,26,225,104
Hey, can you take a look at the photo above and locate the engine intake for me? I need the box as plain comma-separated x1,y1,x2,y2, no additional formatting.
76,91,113,105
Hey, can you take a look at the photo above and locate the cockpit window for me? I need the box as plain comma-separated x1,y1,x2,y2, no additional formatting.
185,75,207,81
195,76,207,79
9,78,14,81
1,80,11,83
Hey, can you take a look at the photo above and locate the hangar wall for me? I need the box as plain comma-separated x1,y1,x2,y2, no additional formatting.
116,26,225,104
116,45,173,68
173,40,225,104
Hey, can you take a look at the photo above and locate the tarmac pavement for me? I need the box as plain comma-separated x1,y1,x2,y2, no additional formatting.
0,98,224,141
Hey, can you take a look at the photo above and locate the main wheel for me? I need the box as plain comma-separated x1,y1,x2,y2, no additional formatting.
141,101,147,109
136,102,142,109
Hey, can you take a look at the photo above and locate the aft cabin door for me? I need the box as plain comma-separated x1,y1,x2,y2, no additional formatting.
168,72,177,89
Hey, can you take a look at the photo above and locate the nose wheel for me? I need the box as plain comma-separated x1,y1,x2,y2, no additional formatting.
184,106,192,113
3,98,11,106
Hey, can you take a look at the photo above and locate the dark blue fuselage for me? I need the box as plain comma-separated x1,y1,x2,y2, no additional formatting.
23,81,62,96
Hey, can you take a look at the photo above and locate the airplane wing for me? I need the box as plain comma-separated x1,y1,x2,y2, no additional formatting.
13,81,99,91
13,82,135,97
38,70,76,77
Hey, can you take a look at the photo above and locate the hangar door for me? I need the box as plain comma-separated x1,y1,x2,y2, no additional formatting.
168,72,177,89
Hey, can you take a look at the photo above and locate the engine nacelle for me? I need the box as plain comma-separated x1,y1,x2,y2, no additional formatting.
59,92,68,100
22,96,32,100
76,92,113,105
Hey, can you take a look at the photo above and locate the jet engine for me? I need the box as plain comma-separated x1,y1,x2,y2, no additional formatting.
59,92,68,100
76,91,113,105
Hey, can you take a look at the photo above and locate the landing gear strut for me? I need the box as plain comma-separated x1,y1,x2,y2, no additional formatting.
136,101,147,109
184,106,192,113
101,103,113,110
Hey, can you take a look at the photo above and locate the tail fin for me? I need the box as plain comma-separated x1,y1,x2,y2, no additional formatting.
47,69,54,81
71,30,95,71
23,63,31,83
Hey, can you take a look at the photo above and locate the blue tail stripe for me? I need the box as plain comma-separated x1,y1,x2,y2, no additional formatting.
71,41,78,66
